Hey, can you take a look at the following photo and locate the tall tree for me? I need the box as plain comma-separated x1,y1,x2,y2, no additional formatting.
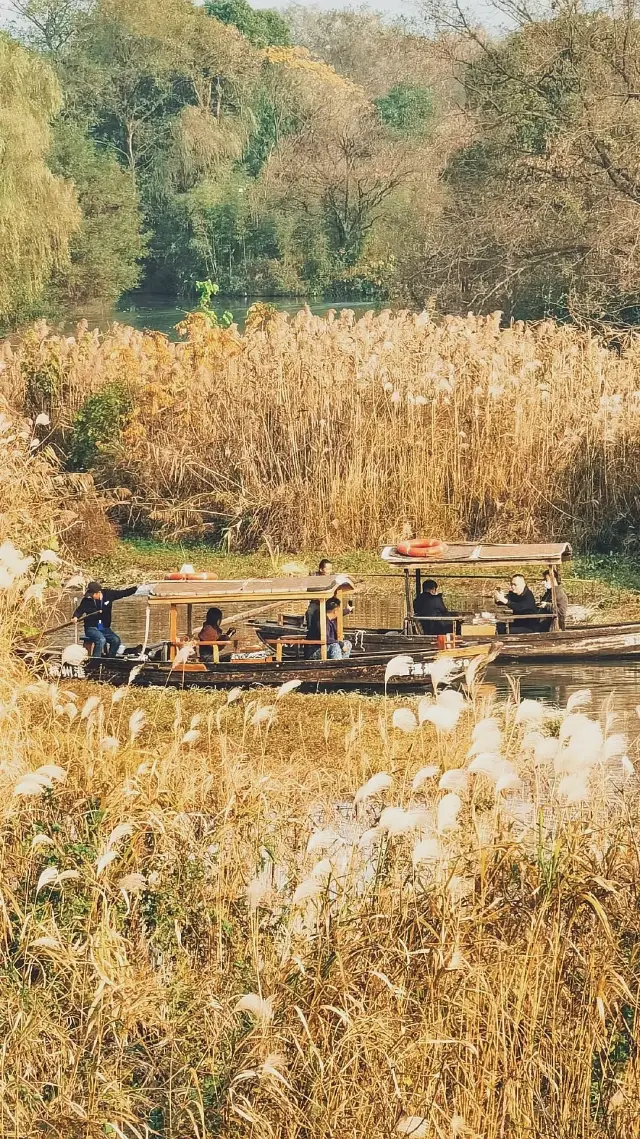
0,33,79,324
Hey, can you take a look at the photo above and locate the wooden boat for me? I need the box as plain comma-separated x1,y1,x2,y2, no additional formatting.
257,544,640,665
27,574,499,694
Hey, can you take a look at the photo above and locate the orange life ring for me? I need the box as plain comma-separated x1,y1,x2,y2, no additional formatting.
164,571,218,581
395,538,448,559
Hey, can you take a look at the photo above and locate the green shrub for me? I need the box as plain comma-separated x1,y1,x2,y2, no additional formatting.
67,383,132,472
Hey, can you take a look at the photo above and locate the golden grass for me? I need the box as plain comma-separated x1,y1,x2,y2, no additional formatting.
2,657,640,1138
5,309,640,548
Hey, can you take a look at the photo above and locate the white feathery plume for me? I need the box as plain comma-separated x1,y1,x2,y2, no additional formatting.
64,703,78,722
189,714,201,730
128,709,146,741
251,705,276,727
306,829,342,855
34,764,66,783
496,771,523,793
468,731,502,758
23,582,47,604
107,822,133,849
392,707,417,733
446,947,466,970
604,734,627,760
467,752,503,780
96,850,119,875
30,936,60,950
100,736,120,754
261,1053,288,1081
119,873,146,893
384,654,413,687
559,712,594,744
566,688,592,712
226,687,243,704
396,1117,428,1138
38,548,60,564
354,771,392,803
412,837,441,867
358,826,382,849
621,756,634,778
437,792,462,833
34,412,50,427
36,867,59,892
170,642,195,670
246,877,269,911
437,688,467,710
418,701,461,732
292,877,323,905
558,721,604,772
530,736,558,765
558,773,590,803
111,688,126,704
310,858,332,880
14,776,47,797
127,665,143,685
31,833,54,850
181,729,200,746
234,993,274,1022
54,870,79,885
276,678,301,698
80,695,101,720
379,807,414,836
428,656,458,690
438,768,468,793
515,699,545,725
465,654,485,690
411,764,440,792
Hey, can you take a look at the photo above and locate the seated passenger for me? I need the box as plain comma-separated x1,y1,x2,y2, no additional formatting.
494,575,541,633
413,579,455,635
305,558,354,627
539,570,569,631
305,597,352,660
197,607,236,660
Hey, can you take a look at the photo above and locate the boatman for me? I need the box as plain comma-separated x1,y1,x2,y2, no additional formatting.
74,580,138,658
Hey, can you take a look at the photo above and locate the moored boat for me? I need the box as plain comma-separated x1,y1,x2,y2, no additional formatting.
25,574,499,694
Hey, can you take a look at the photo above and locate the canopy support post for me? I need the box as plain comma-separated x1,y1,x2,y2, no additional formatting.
186,603,193,637
404,569,412,633
549,563,559,632
319,597,327,661
169,604,177,660
336,594,344,641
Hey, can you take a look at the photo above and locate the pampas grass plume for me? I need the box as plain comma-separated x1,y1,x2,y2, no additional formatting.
129,709,146,741
292,877,323,905
438,768,468,793
567,688,592,712
355,771,392,803
252,705,276,727
437,792,462,833
96,850,119,875
306,829,342,855
412,837,440,866
119,873,146,892
558,773,590,803
392,707,417,733
234,993,274,1022
276,678,301,698
246,877,269,910
621,755,634,778
411,764,440,792
515,699,545,725
61,643,88,667
418,699,461,731
80,695,101,720
396,1117,428,1138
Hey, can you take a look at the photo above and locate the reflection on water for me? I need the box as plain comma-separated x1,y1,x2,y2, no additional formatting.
48,591,640,728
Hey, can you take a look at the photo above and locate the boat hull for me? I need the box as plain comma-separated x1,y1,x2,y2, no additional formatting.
256,620,640,663
23,642,496,694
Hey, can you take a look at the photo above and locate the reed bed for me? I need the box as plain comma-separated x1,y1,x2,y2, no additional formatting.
4,309,640,548
2,645,640,1138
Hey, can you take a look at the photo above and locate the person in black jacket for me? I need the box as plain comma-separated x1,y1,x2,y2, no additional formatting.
494,574,540,633
74,580,137,657
413,579,455,635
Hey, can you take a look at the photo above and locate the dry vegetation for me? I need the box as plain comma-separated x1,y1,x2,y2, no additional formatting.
4,312,640,1138
3,657,640,1139
4,309,640,549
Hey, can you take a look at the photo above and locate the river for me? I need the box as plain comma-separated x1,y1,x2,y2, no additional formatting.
50,589,640,736
68,295,383,338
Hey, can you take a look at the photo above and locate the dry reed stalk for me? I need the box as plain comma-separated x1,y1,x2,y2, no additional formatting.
5,309,640,547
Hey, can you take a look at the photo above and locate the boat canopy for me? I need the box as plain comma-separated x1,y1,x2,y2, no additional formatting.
381,542,572,567
147,574,355,607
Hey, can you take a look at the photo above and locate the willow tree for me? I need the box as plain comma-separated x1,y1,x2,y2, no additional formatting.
0,34,79,324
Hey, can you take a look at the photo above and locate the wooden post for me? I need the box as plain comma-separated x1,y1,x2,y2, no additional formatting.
404,569,412,633
415,567,421,598
169,604,177,661
548,563,559,632
336,593,344,640
319,597,327,661
186,603,193,637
